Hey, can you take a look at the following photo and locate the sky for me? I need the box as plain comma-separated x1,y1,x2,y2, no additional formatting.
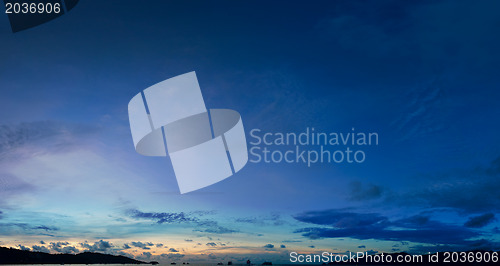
0,0,500,263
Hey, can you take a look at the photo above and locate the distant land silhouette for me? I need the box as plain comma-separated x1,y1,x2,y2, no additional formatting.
0,246,146,264
1,246,499,265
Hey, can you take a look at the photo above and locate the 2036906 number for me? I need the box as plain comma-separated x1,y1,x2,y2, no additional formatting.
5,2,61,14
443,251,498,263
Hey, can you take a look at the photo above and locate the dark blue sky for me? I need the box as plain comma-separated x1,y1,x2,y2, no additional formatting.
0,0,499,263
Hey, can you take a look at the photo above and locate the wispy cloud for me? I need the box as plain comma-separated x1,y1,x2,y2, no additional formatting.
235,213,285,226
464,213,496,228
0,121,99,208
391,79,448,142
396,156,500,212
126,209,238,235
0,222,59,236
127,210,196,224
0,121,99,161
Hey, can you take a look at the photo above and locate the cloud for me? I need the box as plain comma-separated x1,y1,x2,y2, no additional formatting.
294,209,388,228
122,243,131,249
17,244,30,251
169,248,179,252
358,245,366,249
206,242,217,247
280,244,286,248
0,121,99,161
127,209,196,224
0,222,59,236
31,245,50,253
464,213,495,228
130,241,154,249
61,246,79,254
293,209,494,248
33,225,58,231
49,241,69,252
0,121,104,209
127,209,237,234
263,244,274,249
194,220,238,234
235,214,284,226
80,240,113,252
391,80,447,141
0,174,35,207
